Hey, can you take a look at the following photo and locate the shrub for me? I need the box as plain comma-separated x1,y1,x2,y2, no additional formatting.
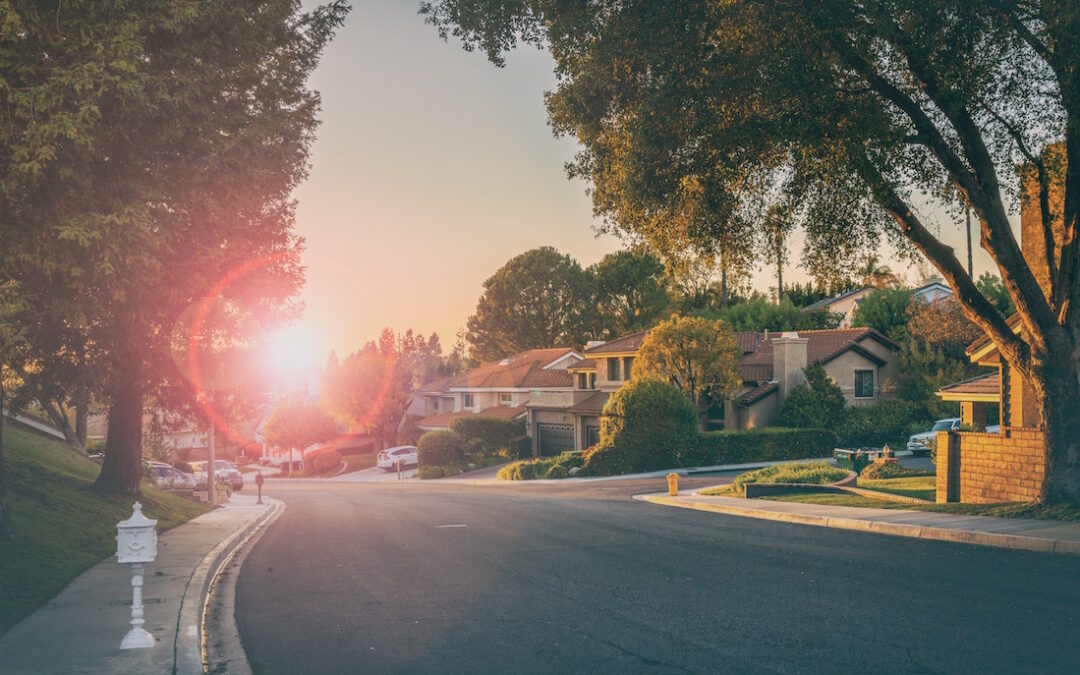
417,430,466,467
497,451,583,480
544,464,569,479
777,364,846,430
837,399,933,448
418,465,446,480
396,415,425,445
449,417,526,457
859,462,934,480
311,450,343,475
693,428,838,466
583,379,697,476
731,461,849,493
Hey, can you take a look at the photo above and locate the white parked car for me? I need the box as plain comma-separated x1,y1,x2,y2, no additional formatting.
377,445,418,472
146,462,198,490
190,460,245,490
907,418,963,454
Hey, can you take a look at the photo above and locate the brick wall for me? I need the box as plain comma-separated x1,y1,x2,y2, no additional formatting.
936,428,1045,503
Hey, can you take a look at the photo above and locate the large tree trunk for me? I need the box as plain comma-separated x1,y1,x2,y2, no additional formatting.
1034,330,1080,503
75,396,88,449
0,381,13,541
40,398,82,451
94,378,144,496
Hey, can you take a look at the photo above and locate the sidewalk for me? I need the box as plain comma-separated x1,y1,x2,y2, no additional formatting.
0,494,279,675
638,491,1080,556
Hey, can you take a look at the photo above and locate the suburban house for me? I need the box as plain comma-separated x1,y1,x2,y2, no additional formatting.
411,348,582,432
525,327,901,455
803,287,874,327
912,279,953,304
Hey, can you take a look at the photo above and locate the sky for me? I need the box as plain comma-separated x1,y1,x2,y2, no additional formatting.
284,0,1007,365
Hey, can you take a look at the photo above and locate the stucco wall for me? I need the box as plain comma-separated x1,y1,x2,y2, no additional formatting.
737,392,779,430
824,351,886,406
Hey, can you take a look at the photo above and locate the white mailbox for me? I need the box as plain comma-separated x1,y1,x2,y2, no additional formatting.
116,502,158,650
116,502,157,563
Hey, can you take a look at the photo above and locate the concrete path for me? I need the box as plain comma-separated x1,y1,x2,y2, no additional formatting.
640,490,1080,556
0,494,278,675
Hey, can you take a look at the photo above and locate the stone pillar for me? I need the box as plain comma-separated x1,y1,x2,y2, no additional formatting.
935,430,959,503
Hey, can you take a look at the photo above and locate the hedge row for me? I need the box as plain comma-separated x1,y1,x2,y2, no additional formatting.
497,452,583,480
689,428,838,467
448,417,531,459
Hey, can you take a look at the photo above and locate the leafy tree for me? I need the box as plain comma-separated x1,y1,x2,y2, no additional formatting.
466,247,595,361
707,298,841,333
421,1,1080,502
632,315,742,430
262,397,338,475
784,281,856,308
852,288,914,342
908,297,985,361
858,253,903,289
896,341,974,420
975,272,1017,316
590,248,670,335
0,1,348,495
777,365,847,430
323,339,410,452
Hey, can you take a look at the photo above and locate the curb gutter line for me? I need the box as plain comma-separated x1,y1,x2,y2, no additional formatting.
639,495,1080,557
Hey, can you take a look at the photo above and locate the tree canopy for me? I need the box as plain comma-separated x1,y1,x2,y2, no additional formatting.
423,0,1080,501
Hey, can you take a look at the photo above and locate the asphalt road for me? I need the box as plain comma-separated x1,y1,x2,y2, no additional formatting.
236,476,1080,674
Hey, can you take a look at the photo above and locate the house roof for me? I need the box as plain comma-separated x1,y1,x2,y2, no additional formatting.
737,328,897,383
735,381,779,408
417,405,528,429
566,358,597,372
802,287,872,312
966,313,1022,358
937,372,1000,401
567,391,611,415
418,348,577,393
583,330,649,355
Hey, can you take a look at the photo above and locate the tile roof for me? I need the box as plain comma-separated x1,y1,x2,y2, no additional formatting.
737,328,897,383
567,391,611,415
937,372,999,396
735,382,778,408
583,330,649,354
418,348,576,392
566,358,597,371
966,313,1021,356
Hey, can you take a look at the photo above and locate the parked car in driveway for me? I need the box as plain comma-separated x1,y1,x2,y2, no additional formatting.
907,418,963,454
190,460,245,490
377,445,418,471
146,461,198,490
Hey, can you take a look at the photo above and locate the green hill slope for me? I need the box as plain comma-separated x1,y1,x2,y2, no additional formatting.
0,426,211,635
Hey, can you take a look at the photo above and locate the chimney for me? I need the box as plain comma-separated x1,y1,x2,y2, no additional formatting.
584,340,606,351
772,331,808,401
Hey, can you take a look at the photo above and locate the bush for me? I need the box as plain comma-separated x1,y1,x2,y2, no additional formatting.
731,461,849,493
418,465,445,480
859,461,934,480
837,399,933,448
777,364,846,430
583,379,698,476
497,451,583,480
417,430,466,467
692,428,838,467
449,417,526,457
311,450,343,475
544,464,569,479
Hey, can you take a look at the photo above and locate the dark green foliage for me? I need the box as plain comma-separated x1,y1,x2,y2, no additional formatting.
583,379,698,476
311,450,343,475
730,461,849,492
896,342,969,420
449,417,526,457
590,248,670,335
706,298,840,333
417,430,466,467
497,451,583,480
693,428,838,467
784,281,856,308
777,365,846,430
837,399,935,449
396,415,425,446
974,272,1016,316
851,289,913,341
418,465,446,480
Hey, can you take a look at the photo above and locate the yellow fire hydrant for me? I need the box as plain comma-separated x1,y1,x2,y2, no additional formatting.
666,472,679,496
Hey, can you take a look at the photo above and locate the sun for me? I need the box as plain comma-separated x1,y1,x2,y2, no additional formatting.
264,324,322,379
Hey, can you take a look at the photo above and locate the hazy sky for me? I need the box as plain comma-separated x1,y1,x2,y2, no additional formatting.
287,0,1004,362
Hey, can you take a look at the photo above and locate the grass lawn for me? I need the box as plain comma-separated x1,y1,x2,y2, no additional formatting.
341,453,377,473
858,475,937,501
761,489,1080,522
0,427,212,636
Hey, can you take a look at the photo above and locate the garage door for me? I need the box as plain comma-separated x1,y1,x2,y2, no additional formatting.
537,424,574,456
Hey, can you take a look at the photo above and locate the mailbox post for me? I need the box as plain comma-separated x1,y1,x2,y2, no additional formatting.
255,470,265,504
116,502,158,650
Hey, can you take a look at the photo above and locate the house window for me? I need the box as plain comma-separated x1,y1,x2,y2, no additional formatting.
854,370,875,399
430,396,439,411
589,373,596,389
586,426,601,447
499,393,513,406
577,373,588,390
623,357,634,381
464,393,474,408
607,358,621,381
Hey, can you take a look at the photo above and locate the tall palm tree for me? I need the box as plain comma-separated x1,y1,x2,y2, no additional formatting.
858,253,902,288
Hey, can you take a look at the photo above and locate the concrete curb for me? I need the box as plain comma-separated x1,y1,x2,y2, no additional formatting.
637,494,1080,557
202,498,286,675
172,498,284,674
